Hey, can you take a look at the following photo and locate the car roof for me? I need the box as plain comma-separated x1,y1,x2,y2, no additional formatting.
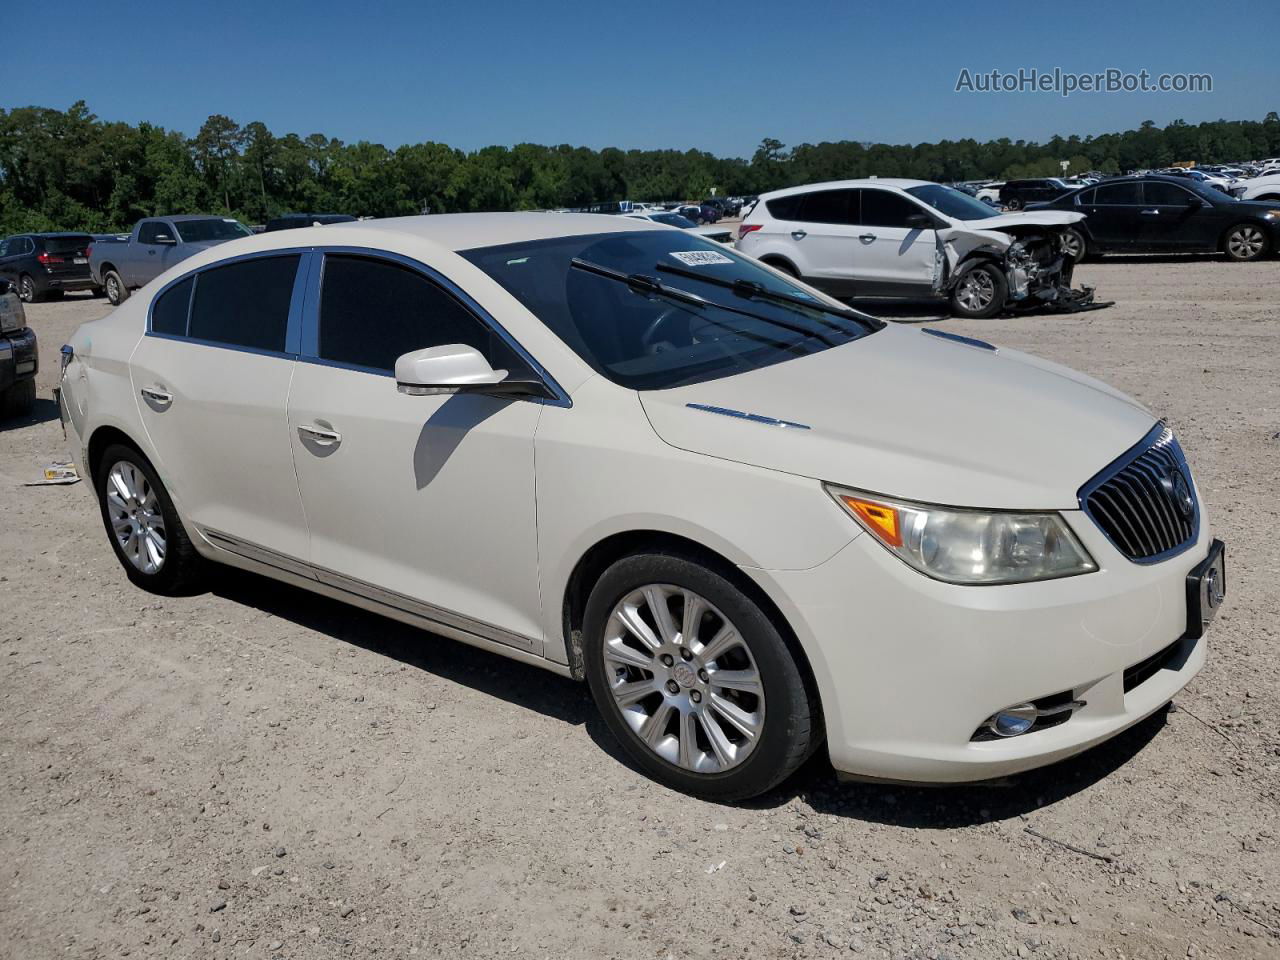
151,214,244,222
759,178,932,200
211,212,661,256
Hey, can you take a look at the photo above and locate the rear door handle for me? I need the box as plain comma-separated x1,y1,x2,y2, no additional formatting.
1140,209,1160,215
790,230,807,240
298,423,342,446
140,386,173,406
859,233,877,242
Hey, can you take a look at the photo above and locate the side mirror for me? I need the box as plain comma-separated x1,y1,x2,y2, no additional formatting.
905,213,935,230
154,235,177,245
394,344,551,399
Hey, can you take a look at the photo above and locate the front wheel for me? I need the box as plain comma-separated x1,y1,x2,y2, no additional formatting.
95,444,204,594
950,263,1007,319
583,553,819,801
104,270,129,306
1223,223,1269,262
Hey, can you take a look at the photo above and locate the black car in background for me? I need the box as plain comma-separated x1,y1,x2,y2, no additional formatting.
0,233,99,302
1027,175,1280,262
264,213,358,231
998,178,1073,210
0,278,38,419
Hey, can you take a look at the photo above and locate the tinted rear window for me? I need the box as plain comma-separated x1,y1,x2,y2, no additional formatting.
1093,183,1142,204
42,235,91,255
188,255,299,352
151,276,194,336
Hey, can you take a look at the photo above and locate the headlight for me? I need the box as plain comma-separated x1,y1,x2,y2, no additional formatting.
826,485,1096,585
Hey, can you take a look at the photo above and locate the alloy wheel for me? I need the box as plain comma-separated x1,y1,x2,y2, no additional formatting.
106,274,120,303
956,270,996,312
1227,226,1265,260
19,276,34,302
1061,230,1084,261
601,584,765,773
105,460,167,574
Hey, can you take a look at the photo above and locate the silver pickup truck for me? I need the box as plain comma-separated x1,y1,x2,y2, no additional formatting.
89,216,253,305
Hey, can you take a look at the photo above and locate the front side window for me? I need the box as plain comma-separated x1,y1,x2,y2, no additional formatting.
173,219,252,243
138,222,172,244
1143,182,1193,206
860,190,925,228
317,255,525,374
462,230,876,391
187,255,299,352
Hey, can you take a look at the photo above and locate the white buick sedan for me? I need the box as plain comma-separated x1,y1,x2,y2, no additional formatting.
58,214,1224,799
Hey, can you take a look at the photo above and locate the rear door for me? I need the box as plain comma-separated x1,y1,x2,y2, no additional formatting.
1080,182,1143,248
129,252,310,563
850,188,938,289
784,189,859,285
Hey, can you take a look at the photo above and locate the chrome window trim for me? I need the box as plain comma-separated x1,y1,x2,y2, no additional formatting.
144,248,312,360
299,246,571,407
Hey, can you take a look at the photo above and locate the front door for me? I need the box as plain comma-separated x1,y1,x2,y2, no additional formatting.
1138,181,1217,249
850,188,938,289
129,254,310,563
286,252,546,650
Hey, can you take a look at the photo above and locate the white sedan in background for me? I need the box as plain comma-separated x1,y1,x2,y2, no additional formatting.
625,209,734,243
59,214,1222,799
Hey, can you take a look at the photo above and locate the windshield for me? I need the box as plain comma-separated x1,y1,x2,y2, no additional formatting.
174,219,252,242
649,213,697,228
462,230,876,390
905,184,998,221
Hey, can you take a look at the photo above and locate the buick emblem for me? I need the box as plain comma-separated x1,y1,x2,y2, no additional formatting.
1170,470,1195,520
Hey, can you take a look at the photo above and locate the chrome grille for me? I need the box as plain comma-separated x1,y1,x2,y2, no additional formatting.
1080,426,1198,563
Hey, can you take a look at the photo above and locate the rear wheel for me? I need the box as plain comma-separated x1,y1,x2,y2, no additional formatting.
1004,197,1023,211
104,270,129,305
95,443,204,594
18,274,36,303
583,553,819,801
0,379,36,420
1223,223,1269,262
1060,227,1087,264
950,263,1007,319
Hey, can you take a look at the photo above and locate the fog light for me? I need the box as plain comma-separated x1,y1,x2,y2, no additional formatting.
987,704,1038,738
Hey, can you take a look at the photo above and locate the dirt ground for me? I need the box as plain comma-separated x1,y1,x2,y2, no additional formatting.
2,256,1277,960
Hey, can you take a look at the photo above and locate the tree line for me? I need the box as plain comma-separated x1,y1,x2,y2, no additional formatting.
2,102,1278,234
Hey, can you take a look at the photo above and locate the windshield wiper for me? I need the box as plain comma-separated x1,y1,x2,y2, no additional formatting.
655,262,882,332
570,257,840,347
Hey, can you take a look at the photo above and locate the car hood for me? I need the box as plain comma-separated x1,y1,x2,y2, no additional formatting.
639,324,1155,510
957,210,1084,231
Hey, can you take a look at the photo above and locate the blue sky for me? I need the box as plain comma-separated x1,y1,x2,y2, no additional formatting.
4,0,1277,157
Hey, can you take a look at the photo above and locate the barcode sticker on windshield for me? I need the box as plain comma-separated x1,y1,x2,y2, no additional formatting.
669,250,734,267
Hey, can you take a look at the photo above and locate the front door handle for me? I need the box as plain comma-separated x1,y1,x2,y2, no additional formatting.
859,233,877,242
298,423,342,446
140,386,173,406
790,230,807,240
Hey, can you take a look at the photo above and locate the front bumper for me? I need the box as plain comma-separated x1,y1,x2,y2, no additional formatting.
0,327,38,392
745,506,1214,783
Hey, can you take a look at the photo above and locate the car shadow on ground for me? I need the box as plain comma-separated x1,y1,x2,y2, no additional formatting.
0,396,61,431
1092,252,1227,265
208,564,1171,822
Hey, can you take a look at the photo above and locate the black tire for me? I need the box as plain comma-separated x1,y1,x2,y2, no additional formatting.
104,270,129,306
18,274,37,303
94,442,205,595
583,552,820,801
949,262,1008,319
1060,227,1087,264
1004,197,1023,211
1222,222,1270,262
0,379,36,420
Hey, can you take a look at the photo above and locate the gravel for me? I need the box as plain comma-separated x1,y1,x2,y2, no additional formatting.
2,259,1278,959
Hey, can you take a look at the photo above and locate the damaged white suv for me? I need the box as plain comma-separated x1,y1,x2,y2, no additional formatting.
737,179,1097,318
